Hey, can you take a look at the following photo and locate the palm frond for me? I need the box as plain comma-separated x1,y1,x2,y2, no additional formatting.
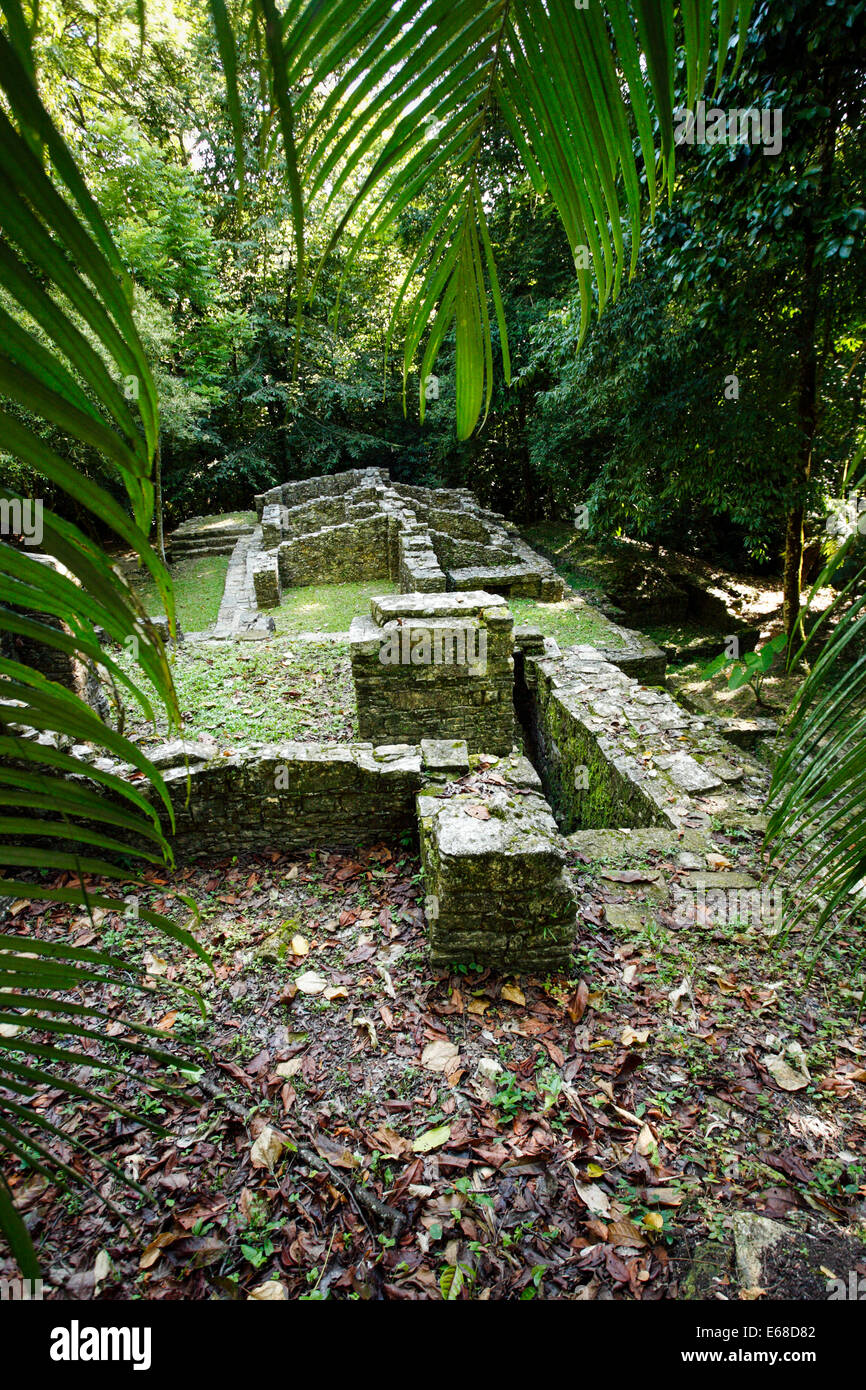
218,0,754,437
766,445,866,962
0,17,205,1273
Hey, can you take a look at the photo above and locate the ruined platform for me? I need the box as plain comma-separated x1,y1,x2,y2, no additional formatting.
253,467,563,604
417,754,577,971
520,643,768,835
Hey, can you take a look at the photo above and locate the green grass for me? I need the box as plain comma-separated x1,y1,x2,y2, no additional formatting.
272,579,397,635
509,596,625,648
135,554,230,632
174,510,256,531
116,636,357,746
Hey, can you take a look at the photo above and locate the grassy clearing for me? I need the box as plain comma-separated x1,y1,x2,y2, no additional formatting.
134,554,230,632
510,595,626,648
522,522,607,595
272,579,398,635
174,510,256,531
116,636,357,746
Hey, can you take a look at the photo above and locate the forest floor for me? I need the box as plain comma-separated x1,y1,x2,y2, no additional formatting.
3,819,864,1301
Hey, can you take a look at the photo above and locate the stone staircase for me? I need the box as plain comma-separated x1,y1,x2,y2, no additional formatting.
168,515,255,560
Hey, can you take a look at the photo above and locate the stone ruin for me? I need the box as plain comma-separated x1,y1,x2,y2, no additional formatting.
12,469,772,975
249,467,564,611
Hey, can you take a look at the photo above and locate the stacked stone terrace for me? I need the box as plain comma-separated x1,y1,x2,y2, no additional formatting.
518,639,768,837
250,467,563,609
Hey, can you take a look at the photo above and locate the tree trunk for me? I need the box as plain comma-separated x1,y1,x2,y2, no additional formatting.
154,438,167,567
782,102,837,647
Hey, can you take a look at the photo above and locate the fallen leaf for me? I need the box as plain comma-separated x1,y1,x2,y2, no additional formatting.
765,1055,810,1092
139,1232,179,1269
566,980,589,1023
412,1125,451,1154
621,1025,650,1046
574,1182,612,1218
370,1126,412,1159
295,970,327,995
421,1039,459,1072
501,984,526,1007
93,1250,112,1290
635,1124,657,1157
247,1281,288,1300
275,1059,303,1079
250,1126,286,1172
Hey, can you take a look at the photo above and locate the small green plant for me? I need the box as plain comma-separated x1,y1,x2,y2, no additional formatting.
439,1262,475,1300
702,633,787,708
492,1072,526,1122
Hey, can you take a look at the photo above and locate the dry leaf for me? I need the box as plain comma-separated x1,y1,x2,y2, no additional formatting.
250,1126,285,1172
501,983,526,1006
636,1124,657,1157
574,1182,612,1218
421,1039,459,1072
275,1059,303,1079
248,1281,288,1300
295,970,327,995
139,1232,179,1269
621,1025,650,1046
765,1054,809,1092
567,980,589,1023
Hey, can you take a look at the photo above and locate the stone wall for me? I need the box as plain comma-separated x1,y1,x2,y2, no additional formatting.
519,643,767,835
350,591,515,753
254,468,390,519
251,467,563,605
135,738,425,861
277,515,390,586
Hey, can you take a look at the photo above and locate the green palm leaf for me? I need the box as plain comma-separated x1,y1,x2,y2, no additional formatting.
228,0,753,438
766,446,866,970
0,16,206,1274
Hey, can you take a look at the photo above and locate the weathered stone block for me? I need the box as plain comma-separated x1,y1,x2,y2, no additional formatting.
417,758,576,970
250,550,282,609
351,592,515,754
